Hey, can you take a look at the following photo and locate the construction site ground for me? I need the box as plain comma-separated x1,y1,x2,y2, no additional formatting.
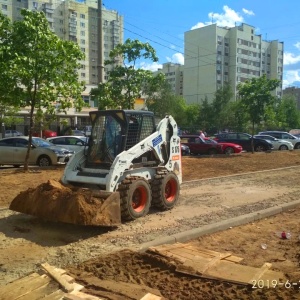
1,151,300,299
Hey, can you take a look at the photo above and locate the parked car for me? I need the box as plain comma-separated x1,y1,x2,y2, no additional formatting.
180,135,223,155
254,135,293,151
258,131,300,149
46,136,89,153
214,132,274,152
0,136,74,167
181,144,190,156
33,129,57,139
204,137,243,154
4,130,23,137
82,125,92,137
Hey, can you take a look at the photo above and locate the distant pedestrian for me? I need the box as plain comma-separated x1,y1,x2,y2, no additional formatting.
199,130,205,139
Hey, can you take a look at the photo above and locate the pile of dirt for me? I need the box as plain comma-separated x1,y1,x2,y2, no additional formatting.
9,179,121,226
68,249,298,300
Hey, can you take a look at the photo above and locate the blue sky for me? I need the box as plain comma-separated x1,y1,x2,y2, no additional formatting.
104,0,300,89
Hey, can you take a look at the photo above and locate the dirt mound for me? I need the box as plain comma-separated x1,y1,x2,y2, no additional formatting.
68,249,297,300
9,179,121,226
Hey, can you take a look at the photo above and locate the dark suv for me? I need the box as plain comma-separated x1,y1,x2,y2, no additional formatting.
258,131,300,149
214,132,274,152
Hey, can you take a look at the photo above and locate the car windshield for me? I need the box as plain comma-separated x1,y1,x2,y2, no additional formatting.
205,138,217,144
32,137,53,147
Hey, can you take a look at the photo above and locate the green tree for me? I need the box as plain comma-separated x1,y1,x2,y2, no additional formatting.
0,10,85,170
102,38,161,109
237,75,280,152
212,83,234,131
274,95,300,130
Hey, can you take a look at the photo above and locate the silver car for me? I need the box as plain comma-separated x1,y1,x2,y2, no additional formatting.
4,130,23,137
0,136,74,167
254,135,293,151
46,136,89,153
258,131,300,149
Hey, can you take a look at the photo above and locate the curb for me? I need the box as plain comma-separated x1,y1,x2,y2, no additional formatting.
138,199,300,252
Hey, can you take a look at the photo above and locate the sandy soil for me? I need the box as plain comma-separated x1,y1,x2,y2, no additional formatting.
1,151,300,299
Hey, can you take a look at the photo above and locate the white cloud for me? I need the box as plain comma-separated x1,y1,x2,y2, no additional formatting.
283,70,300,88
191,5,253,30
170,44,176,50
294,42,300,50
242,8,254,16
166,53,184,65
284,52,300,65
139,61,162,72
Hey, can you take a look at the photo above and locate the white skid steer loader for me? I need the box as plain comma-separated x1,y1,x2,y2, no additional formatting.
10,110,182,226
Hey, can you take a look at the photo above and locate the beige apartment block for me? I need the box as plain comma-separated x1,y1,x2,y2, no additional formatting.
154,62,184,96
183,23,283,104
0,0,123,104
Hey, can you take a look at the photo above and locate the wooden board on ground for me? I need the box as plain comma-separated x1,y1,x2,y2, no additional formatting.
147,243,286,285
0,264,162,300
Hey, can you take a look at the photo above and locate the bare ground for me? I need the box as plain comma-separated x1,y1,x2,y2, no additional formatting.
1,151,300,299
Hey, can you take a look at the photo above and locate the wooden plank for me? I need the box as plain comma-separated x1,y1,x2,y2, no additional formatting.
249,263,272,283
64,290,103,300
0,273,51,300
42,289,66,300
140,293,162,300
16,281,59,300
41,263,74,293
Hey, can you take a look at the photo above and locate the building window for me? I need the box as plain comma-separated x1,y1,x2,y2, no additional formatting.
80,22,85,28
81,48,85,52
81,31,85,36
81,73,86,77
80,14,85,19
81,39,85,44
2,4,7,9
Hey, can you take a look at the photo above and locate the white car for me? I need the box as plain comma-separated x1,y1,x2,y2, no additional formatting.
258,131,300,149
0,137,74,167
46,136,89,153
254,135,293,151
4,130,23,137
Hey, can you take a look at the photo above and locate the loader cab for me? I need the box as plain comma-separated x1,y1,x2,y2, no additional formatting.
86,110,156,168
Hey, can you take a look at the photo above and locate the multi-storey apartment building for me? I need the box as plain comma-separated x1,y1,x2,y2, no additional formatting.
154,63,184,96
183,23,283,104
0,0,123,132
283,87,300,110
1,0,123,89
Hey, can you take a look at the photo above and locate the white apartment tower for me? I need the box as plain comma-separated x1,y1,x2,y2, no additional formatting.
0,0,124,86
154,63,184,96
183,23,283,104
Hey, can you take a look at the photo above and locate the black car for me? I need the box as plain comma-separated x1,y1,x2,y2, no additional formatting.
214,132,274,152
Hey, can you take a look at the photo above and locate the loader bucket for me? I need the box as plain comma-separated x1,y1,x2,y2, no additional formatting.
9,179,121,226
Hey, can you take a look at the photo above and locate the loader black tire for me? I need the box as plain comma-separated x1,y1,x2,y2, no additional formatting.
118,177,151,221
151,171,180,210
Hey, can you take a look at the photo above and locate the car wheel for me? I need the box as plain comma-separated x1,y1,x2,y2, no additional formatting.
224,147,234,154
294,143,300,149
208,148,218,155
254,144,266,152
279,145,288,151
37,155,52,167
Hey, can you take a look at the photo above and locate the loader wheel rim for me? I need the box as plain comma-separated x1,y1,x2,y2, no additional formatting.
165,179,178,203
131,186,147,212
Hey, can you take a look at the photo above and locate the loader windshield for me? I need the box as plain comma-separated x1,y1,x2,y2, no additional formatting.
87,114,122,166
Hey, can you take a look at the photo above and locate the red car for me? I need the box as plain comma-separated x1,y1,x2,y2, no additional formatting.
32,130,57,139
204,137,243,154
180,135,223,155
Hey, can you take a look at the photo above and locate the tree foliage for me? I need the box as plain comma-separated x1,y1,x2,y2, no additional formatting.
91,38,163,109
0,10,85,170
237,74,280,152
